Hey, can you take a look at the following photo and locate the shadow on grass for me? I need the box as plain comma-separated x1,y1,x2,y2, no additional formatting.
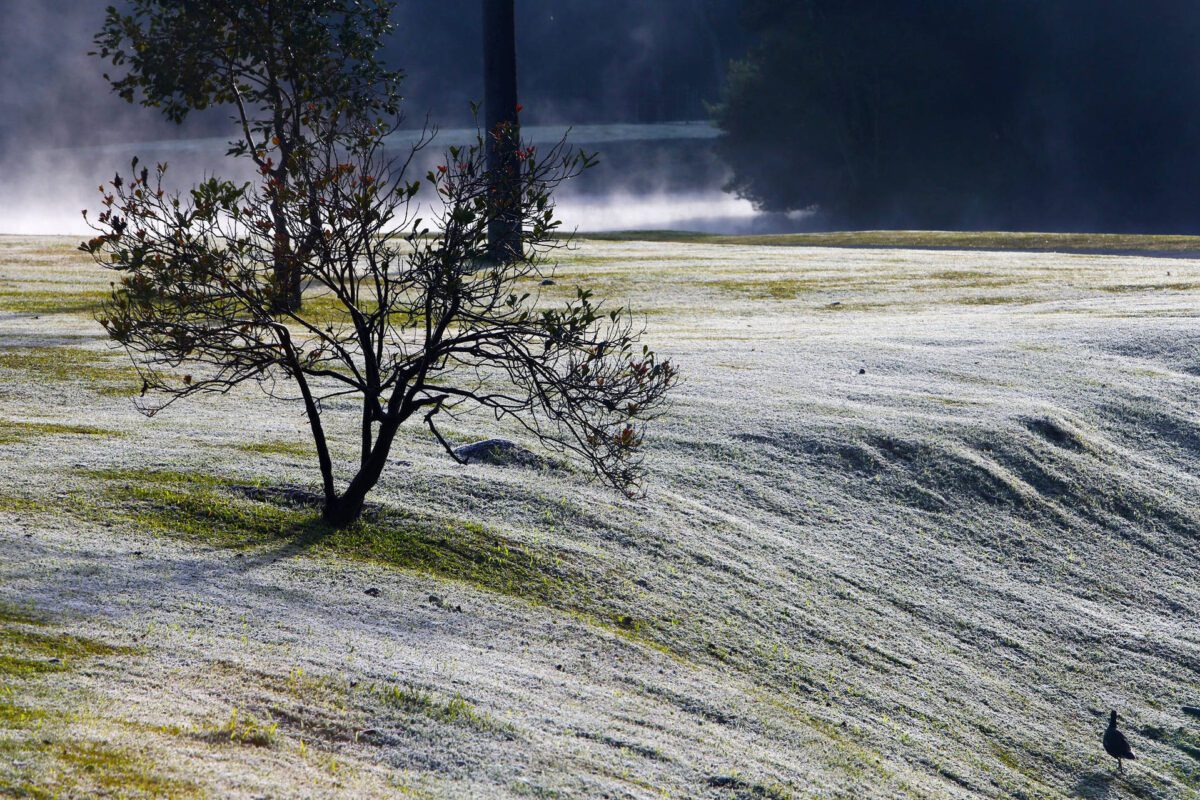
78,468,662,647
0,599,136,679
1072,770,1114,799
1072,768,1162,800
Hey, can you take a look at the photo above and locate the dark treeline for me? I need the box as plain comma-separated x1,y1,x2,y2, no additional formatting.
390,0,743,125
716,0,1200,233
12,0,1200,233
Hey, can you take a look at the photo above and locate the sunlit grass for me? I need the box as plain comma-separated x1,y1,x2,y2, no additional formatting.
78,468,667,651
0,346,141,396
0,602,185,798
583,229,1200,254
0,419,121,445
237,438,314,458
0,288,109,315
196,707,279,748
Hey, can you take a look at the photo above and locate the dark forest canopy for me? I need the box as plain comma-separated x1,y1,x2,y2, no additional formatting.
392,0,743,124
716,0,1200,233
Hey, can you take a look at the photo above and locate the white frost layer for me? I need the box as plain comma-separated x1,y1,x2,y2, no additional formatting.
1,238,1199,797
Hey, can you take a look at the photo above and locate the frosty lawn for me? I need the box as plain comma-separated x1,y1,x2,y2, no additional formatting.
1,234,1199,798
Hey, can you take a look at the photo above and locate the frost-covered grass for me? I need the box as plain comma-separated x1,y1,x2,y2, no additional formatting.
586,229,1200,256
2,234,1200,798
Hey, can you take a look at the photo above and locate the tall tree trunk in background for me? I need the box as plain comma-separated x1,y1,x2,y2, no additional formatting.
269,180,302,313
483,0,521,262
694,0,727,96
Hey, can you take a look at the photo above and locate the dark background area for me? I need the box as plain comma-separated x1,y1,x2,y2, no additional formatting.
4,1,1200,233
716,0,1200,232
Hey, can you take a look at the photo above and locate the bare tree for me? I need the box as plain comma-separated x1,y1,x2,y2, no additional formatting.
82,110,677,527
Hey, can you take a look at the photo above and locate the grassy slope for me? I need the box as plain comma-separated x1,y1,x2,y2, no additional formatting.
1,236,1199,798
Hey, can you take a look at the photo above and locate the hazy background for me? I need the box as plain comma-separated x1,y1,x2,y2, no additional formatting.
0,0,755,235
4,1,1200,235
0,0,746,147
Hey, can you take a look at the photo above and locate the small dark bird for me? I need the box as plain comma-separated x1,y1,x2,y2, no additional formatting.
1104,710,1136,772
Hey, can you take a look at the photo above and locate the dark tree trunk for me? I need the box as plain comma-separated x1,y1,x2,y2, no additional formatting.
694,0,727,95
319,420,402,527
270,218,302,313
483,0,521,263
260,83,302,314
322,493,367,528
269,156,302,313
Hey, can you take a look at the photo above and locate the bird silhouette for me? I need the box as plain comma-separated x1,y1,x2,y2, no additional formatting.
1103,710,1136,772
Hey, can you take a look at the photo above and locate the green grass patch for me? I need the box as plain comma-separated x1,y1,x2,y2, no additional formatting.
0,346,141,396
197,706,279,748
84,468,567,593
708,278,824,301
275,666,509,737
82,468,665,650
237,438,314,458
817,301,891,313
0,622,134,679
928,270,985,281
706,775,794,799
0,597,135,679
957,295,1030,306
0,698,45,728
989,743,1022,771
583,229,1200,256
104,483,299,546
1097,282,1200,294
297,292,378,327
0,419,121,445
296,291,423,329
35,739,198,798
0,601,188,799
0,601,46,627
368,682,504,733
0,289,109,316
85,466,232,488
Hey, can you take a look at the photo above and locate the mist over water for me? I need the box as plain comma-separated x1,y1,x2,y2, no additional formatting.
0,0,764,237
7,1,1200,236
556,192,758,234
4,121,782,237
3,190,767,241
1,167,765,239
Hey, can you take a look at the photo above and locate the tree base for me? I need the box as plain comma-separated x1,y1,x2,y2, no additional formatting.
322,498,365,528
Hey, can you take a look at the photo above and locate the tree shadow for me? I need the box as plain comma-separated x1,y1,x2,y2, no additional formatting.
220,486,574,611
1071,769,1114,799
217,483,331,569
17,472,629,643
228,515,338,574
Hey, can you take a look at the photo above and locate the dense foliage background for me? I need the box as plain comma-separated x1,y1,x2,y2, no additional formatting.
716,0,1200,232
